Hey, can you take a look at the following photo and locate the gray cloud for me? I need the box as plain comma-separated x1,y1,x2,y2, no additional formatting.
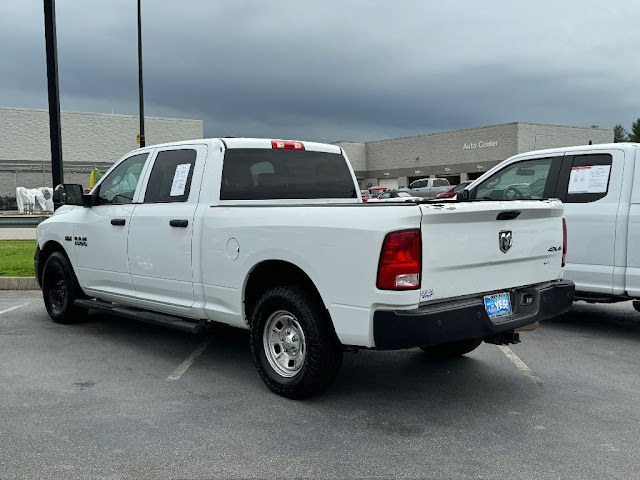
2,0,640,142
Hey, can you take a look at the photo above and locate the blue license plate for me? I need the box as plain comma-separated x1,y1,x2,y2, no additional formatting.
484,292,512,319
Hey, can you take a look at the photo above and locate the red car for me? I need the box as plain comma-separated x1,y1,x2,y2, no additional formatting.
435,181,472,199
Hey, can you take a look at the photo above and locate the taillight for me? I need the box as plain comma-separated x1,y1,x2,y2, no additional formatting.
562,218,567,267
271,140,304,150
362,197,368,202
377,229,421,290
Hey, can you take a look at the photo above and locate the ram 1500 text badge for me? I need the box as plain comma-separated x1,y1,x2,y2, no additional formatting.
35,138,574,398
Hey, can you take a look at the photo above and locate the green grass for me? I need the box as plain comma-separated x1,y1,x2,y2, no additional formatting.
0,240,37,276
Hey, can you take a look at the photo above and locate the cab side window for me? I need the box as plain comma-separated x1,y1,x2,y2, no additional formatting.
97,153,149,205
562,154,613,204
475,158,554,200
144,149,197,203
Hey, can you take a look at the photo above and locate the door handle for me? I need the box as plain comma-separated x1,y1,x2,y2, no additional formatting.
169,219,189,228
111,219,126,226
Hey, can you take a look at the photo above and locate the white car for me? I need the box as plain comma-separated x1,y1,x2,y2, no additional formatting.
367,190,422,202
36,137,573,398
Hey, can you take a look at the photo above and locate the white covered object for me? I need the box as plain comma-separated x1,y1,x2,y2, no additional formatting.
15,187,54,213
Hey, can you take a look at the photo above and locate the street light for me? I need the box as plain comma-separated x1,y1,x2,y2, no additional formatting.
43,0,64,187
137,0,145,147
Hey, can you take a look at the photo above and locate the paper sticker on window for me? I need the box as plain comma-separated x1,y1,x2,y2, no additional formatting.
586,165,610,193
568,166,591,193
170,163,191,197
568,165,610,194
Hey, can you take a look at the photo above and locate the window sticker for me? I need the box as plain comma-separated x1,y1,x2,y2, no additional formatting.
587,165,611,193
568,165,610,194
568,166,591,193
170,163,191,197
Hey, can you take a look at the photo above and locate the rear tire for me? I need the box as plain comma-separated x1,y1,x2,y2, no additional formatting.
250,285,343,399
420,338,482,359
42,251,86,324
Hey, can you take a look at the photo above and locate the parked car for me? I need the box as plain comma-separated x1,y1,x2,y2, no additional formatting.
401,177,451,198
36,137,573,398
464,142,639,307
368,190,422,202
435,181,472,199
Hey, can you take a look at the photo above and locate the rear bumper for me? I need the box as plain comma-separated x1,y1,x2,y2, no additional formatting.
373,280,574,349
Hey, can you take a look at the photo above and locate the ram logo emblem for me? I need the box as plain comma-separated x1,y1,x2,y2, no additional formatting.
499,230,512,253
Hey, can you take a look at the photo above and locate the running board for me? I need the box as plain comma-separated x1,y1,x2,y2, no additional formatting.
74,299,205,334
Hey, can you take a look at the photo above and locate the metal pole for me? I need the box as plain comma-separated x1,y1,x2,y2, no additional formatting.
137,0,145,148
43,0,64,187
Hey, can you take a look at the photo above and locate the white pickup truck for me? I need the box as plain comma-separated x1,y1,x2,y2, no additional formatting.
35,138,573,398
464,142,640,309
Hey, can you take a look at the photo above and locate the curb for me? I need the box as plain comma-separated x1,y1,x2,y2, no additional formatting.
0,276,39,290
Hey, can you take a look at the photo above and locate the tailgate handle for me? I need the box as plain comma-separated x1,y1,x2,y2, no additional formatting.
496,210,521,221
110,219,126,226
170,219,189,228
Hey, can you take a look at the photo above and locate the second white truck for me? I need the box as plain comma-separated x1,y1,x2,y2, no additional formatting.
464,142,640,309
36,138,573,398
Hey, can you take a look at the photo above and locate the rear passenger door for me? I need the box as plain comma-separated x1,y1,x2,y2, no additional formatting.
555,150,623,294
127,145,207,313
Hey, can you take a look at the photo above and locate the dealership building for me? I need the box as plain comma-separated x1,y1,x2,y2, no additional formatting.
335,122,613,190
0,108,613,195
0,107,203,196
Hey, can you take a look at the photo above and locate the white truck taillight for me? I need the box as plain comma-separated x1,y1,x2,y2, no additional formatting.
377,229,421,290
562,218,567,267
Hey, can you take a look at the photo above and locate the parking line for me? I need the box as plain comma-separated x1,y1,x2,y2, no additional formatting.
165,334,215,381
498,345,542,386
0,302,32,316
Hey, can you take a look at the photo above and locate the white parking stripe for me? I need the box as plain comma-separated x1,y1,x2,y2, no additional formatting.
0,302,32,316
498,345,542,386
165,334,215,381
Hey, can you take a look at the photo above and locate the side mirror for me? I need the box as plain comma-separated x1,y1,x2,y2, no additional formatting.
52,184,84,210
459,188,471,201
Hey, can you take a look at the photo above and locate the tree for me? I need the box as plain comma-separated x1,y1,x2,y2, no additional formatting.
613,124,629,143
629,118,640,143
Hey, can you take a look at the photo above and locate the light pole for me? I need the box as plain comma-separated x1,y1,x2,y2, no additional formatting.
137,0,145,147
43,0,64,187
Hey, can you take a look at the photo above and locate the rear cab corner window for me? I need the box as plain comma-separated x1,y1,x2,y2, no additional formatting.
220,149,357,200
143,149,197,203
561,153,613,203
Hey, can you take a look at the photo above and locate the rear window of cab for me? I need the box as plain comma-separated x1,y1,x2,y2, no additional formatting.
220,149,357,200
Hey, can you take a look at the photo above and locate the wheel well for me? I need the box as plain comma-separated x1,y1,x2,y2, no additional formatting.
244,261,326,325
38,241,68,285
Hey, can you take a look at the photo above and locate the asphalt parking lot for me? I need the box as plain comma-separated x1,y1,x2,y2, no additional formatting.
1,290,640,479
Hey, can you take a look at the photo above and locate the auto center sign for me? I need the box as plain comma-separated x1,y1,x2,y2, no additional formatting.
463,140,498,150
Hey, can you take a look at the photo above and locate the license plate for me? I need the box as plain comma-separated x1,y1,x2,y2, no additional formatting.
484,292,512,319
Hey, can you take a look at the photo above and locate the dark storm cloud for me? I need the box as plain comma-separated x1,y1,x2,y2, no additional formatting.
2,0,640,141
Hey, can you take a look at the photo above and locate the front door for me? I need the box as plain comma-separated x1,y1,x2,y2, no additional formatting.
127,145,205,313
73,151,151,297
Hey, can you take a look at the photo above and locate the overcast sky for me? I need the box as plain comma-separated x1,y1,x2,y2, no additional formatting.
2,1,639,142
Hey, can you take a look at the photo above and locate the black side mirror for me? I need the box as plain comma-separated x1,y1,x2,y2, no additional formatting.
459,188,471,201
52,184,84,210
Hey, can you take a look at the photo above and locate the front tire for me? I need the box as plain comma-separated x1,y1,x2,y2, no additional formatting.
250,286,343,399
42,251,86,324
420,338,482,359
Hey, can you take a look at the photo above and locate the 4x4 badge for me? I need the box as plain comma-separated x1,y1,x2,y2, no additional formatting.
499,230,512,253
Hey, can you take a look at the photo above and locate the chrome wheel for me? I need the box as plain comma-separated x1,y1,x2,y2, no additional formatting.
263,310,306,378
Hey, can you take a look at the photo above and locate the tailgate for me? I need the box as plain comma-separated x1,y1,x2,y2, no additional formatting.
418,200,564,302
